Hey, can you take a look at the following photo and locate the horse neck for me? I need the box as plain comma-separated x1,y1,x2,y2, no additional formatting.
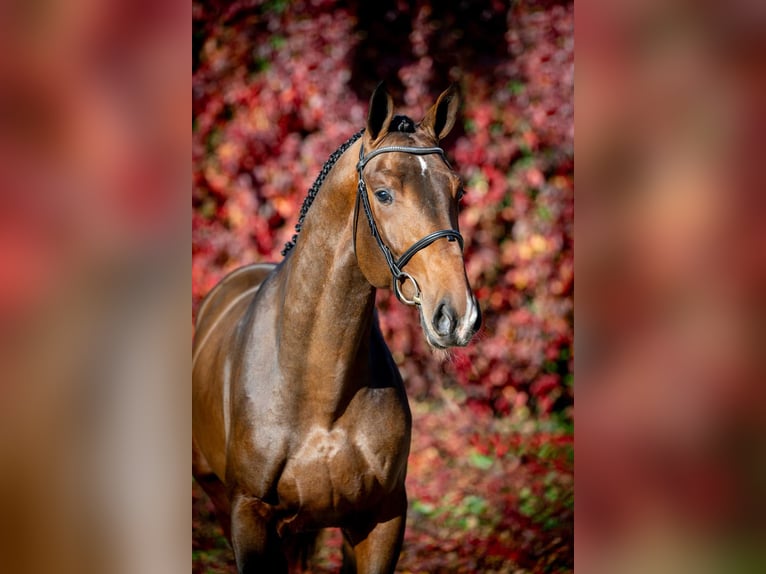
277,139,376,421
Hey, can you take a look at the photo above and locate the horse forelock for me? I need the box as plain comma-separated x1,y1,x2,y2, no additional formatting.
390,115,415,133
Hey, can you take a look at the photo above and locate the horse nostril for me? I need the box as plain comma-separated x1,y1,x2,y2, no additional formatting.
433,301,456,337
473,303,483,332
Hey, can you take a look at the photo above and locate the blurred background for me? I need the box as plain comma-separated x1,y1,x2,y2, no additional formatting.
0,0,188,573
577,0,766,572
192,0,573,571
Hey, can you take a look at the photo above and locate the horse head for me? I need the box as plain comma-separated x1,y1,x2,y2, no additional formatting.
354,84,481,349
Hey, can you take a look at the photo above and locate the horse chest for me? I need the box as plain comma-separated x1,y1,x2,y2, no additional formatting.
275,417,408,526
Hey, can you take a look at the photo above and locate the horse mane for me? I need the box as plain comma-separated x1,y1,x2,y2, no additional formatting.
280,115,416,257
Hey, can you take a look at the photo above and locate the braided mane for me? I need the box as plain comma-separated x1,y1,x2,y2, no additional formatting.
281,129,364,256
280,116,416,257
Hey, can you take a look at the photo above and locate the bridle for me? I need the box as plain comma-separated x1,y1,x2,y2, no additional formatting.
353,142,464,306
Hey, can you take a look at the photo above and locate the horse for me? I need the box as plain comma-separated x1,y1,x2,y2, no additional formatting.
192,83,481,573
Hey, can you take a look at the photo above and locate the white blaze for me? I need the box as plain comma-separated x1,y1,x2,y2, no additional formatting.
417,156,427,176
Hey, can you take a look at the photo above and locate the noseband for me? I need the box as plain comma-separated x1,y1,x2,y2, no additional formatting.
354,143,464,306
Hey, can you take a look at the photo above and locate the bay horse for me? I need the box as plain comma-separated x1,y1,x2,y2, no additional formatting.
192,84,481,573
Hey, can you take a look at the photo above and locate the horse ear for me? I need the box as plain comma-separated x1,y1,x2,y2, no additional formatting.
366,82,394,142
420,84,460,141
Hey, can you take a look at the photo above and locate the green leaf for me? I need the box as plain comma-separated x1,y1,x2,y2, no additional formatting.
519,498,537,517
469,452,494,470
544,486,559,503
462,494,488,515
508,80,525,96
412,499,436,516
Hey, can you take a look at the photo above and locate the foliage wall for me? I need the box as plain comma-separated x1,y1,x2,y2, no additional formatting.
192,0,574,419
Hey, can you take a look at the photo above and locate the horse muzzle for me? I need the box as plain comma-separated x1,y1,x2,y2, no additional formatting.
422,293,482,349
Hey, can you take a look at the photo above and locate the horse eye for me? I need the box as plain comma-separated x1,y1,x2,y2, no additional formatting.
456,187,466,201
374,189,393,205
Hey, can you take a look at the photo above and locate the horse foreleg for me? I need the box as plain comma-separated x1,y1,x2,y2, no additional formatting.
192,440,232,539
343,491,407,574
231,492,287,574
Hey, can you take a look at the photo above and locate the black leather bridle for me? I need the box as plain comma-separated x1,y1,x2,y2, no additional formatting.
353,143,464,306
